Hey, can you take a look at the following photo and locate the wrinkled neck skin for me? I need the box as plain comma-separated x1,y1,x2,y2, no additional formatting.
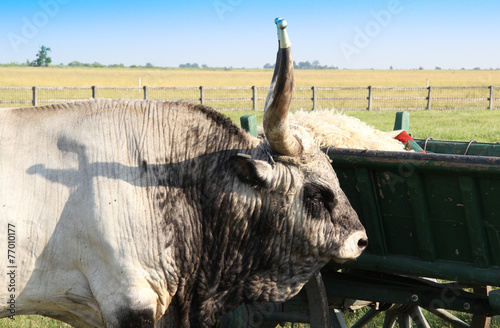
197,158,328,327
156,144,329,327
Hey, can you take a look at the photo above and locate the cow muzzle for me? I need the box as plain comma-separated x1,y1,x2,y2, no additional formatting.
336,231,368,263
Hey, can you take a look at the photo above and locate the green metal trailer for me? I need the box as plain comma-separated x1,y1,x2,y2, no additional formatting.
224,113,500,328
323,139,500,328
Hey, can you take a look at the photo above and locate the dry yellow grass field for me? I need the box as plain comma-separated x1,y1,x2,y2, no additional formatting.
2,66,500,87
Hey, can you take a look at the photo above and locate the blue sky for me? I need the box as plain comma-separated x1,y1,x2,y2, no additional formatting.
1,0,499,69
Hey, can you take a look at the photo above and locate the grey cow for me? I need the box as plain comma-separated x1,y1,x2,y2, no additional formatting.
0,19,367,327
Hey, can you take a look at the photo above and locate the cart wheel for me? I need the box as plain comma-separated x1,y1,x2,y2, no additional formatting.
304,271,492,328
336,303,471,328
332,301,491,328
327,289,492,328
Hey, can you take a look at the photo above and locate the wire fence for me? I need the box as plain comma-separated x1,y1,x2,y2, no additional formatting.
1,85,499,111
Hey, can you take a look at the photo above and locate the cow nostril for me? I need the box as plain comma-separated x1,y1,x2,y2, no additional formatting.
358,238,368,249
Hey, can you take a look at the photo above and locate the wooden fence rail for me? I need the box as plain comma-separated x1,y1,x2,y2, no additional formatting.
0,85,499,111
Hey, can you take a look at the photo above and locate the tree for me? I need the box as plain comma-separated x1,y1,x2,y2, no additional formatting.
179,63,200,68
68,60,83,67
296,61,312,69
30,45,52,67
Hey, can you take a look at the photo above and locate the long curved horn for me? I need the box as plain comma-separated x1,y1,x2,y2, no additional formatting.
263,18,303,156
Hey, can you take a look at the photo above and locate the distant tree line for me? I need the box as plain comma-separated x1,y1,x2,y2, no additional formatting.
67,61,128,68
2,46,497,70
179,63,209,69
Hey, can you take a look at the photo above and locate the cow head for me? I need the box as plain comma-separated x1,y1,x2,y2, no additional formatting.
176,19,368,326
230,18,367,266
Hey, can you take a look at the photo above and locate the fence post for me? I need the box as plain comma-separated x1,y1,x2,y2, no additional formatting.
489,86,494,110
252,86,257,110
312,86,317,111
144,86,148,100
92,86,97,99
240,114,258,137
32,86,37,106
200,86,204,105
367,86,373,111
427,86,432,110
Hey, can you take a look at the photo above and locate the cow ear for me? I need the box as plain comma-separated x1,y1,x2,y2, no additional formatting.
227,155,274,189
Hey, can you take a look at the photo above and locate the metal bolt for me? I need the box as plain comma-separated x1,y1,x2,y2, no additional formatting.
411,295,419,302
464,303,471,310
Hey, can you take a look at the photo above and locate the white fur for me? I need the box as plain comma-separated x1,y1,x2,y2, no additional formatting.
289,110,406,152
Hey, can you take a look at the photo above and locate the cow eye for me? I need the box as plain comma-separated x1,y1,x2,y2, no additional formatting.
303,183,335,215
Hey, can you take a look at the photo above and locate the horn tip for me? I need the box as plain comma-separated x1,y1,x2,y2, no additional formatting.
275,18,287,29
274,18,291,48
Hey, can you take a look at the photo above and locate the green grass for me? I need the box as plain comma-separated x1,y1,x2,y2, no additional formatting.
0,315,70,327
347,109,500,143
